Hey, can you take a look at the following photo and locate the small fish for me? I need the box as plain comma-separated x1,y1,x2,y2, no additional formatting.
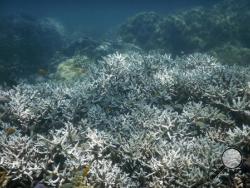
37,68,49,76
82,165,90,177
4,127,16,136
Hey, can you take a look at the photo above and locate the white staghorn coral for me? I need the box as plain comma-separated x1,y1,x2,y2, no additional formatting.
0,52,250,187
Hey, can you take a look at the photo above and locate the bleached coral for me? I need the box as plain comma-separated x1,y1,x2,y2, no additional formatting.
0,52,250,187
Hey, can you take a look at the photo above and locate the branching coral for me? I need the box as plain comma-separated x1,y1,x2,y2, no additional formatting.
0,52,250,187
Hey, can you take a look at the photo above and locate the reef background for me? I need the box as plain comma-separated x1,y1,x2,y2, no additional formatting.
0,0,222,36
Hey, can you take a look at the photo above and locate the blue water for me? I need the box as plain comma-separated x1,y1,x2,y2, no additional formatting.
0,0,222,37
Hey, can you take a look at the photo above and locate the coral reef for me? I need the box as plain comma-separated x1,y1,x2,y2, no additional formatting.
50,37,143,82
0,14,64,84
0,52,250,187
119,12,163,50
55,55,91,81
60,37,142,61
119,0,250,65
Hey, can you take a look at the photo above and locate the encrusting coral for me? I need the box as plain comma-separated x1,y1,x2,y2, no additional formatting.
0,52,250,187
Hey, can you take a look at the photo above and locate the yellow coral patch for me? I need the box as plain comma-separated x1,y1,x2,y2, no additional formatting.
55,55,92,81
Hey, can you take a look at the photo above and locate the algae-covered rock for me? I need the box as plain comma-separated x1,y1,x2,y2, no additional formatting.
55,55,92,81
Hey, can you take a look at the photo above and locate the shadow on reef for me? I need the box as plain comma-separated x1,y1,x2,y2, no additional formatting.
119,0,250,65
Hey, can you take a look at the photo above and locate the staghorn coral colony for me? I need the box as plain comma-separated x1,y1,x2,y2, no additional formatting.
0,0,250,187
0,52,250,187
